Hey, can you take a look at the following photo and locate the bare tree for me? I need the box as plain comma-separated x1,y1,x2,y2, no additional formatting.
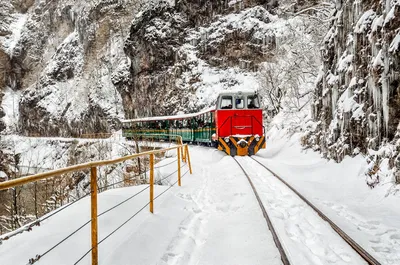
258,5,332,121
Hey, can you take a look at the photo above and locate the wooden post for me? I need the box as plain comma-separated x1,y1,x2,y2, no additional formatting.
90,167,98,265
135,140,141,182
181,138,186,163
185,145,193,174
150,153,154,213
177,147,181,186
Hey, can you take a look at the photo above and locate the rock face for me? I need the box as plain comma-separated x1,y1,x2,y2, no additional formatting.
0,0,140,136
116,0,278,118
0,0,324,137
305,1,400,164
0,0,285,135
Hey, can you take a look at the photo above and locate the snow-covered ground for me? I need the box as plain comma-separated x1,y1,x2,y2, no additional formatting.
1,135,399,264
236,156,367,265
0,146,282,265
258,128,400,264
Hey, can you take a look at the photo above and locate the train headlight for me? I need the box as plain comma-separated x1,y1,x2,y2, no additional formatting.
255,136,260,142
239,141,247,148
224,137,230,143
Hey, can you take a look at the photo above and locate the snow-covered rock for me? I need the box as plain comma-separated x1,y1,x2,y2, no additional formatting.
305,0,400,186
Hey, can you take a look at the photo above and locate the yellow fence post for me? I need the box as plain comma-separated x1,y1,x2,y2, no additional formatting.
177,147,181,186
0,142,194,264
180,138,186,163
150,153,154,213
90,167,98,265
182,140,186,163
185,145,193,174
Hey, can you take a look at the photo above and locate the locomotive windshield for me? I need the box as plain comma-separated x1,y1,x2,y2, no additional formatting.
247,95,260,109
236,98,244,109
217,91,260,110
221,96,233,109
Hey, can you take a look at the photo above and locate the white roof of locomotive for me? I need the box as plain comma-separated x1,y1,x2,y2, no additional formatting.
218,89,258,96
121,107,216,123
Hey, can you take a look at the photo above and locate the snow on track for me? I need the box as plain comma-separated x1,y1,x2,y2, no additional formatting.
235,156,368,265
257,133,400,265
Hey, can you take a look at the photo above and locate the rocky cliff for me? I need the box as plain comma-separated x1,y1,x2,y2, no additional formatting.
305,0,400,185
0,0,141,136
1,0,320,137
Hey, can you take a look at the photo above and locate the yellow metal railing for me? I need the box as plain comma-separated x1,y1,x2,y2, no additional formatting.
0,136,192,265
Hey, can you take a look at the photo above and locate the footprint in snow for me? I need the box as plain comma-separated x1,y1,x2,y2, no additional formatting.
369,237,381,243
338,252,352,263
176,193,192,201
375,228,396,236
372,246,391,253
389,233,400,240
368,220,380,225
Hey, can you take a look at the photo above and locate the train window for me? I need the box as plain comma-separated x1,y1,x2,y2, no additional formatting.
221,96,233,109
235,98,244,109
192,118,198,129
247,95,260,109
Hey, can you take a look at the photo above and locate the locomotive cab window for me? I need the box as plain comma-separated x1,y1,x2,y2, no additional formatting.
247,95,260,109
221,96,233,109
235,98,244,109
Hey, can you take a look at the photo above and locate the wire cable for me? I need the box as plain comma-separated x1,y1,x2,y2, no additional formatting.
0,190,91,243
25,175,149,264
156,163,187,184
98,186,150,218
27,220,91,264
26,164,189,264
154,159,178,169
73,169,190,264
6,167,148,242
98,172,143,192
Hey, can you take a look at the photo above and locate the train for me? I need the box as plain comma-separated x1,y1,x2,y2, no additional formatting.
121,90,266,156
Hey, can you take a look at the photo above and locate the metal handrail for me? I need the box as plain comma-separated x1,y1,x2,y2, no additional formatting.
0,146,179,190
0,135,192,265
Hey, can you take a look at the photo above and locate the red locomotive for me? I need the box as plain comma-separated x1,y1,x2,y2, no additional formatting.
213,90,266,156
122,90,266,156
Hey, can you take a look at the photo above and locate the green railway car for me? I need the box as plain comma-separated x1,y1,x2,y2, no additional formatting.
121,108,216,145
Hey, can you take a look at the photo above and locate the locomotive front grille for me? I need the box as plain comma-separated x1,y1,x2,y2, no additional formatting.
217,136,266,156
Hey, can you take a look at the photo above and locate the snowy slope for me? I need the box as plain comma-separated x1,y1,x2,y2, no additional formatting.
0,147,283,265
1,144,399,264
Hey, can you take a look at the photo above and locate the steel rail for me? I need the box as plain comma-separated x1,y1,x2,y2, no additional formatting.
233,157,291,265
250,157,381,265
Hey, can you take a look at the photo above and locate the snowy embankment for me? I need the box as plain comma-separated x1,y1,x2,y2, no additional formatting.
1,135,399,264
258,127,400,264
0,146,282,265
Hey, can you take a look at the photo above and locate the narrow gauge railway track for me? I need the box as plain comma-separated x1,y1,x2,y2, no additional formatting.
233,157,290,265
233,156,382,265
